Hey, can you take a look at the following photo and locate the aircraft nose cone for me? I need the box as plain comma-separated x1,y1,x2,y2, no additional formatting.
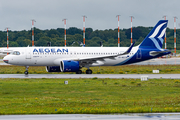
3,56,9,63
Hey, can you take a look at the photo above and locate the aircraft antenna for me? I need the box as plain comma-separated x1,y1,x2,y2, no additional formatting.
82,15,87,47
31,19,36,47
62,19,67,47
116,15,120,47
163,15,167,49
5,27,9,55
174,16,178,56
130,16,134,45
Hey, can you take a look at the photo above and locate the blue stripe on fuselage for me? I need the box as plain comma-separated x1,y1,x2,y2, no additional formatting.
115,48,169,66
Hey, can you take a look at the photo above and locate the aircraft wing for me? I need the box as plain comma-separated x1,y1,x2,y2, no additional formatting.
72,42,135,66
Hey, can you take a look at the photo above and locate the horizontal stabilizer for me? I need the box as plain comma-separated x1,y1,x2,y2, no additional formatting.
150,50,171,56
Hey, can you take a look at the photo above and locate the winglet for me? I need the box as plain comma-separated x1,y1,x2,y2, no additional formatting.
122,42,135,55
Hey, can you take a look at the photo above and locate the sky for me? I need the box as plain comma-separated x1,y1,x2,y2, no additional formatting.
0,0,180,31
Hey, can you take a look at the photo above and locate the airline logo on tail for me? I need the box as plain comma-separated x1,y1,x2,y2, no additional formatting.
139,20,168,49
149,22,167,49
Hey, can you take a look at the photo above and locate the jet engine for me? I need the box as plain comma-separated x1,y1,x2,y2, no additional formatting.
60,60,79,72
46,66,61,72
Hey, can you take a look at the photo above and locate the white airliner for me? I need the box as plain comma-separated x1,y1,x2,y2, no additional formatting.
3,20,171,75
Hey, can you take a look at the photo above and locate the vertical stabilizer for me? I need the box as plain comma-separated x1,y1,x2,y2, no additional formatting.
139,20,168,49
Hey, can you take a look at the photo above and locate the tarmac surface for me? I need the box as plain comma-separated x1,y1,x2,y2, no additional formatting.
1,113,180,120
0,74,180,79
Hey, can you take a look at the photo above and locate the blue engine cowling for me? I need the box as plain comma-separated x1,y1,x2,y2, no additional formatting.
46,66,61,72
60,60,79,72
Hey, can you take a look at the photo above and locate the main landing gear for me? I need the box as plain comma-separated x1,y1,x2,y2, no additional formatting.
86,69,92,74
24,66,29,75
76,70,82,74
76,69,92,74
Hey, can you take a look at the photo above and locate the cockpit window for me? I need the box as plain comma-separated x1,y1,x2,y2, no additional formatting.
12,51,20,55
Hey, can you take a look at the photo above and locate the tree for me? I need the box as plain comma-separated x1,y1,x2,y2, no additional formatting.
67,27,82,35
36,36,51,46
0,25,179,48
16,37,26,47
87,37,103,46
74,34,83,44
85,28,93,40
125,27,142,40
47,29,60,38
0,40,6,47
9,41,19,47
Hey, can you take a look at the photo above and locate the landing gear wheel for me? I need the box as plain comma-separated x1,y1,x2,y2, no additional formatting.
86,69,92,74
24,71,28,75
76,70,82,74
24,66,29,75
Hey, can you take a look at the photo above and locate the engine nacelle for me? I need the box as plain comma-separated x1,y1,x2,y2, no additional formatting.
60,60,79,72
46,66,61,72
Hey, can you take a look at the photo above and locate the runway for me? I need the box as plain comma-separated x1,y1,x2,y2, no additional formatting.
1,113,180,120
0,74,180,79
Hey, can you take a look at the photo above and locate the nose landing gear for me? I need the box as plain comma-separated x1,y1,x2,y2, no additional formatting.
24,66,29,75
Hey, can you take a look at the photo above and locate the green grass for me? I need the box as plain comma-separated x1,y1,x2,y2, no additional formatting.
1,65,180,74
1,78,180,114
176,50,180,54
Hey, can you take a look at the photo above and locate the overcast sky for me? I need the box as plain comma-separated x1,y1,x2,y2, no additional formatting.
0,0,179,31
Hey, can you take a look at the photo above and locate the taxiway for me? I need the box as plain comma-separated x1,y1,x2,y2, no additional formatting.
0,74,180,79
1,113,180,120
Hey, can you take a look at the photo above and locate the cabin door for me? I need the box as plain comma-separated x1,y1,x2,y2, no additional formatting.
26,49,31,59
